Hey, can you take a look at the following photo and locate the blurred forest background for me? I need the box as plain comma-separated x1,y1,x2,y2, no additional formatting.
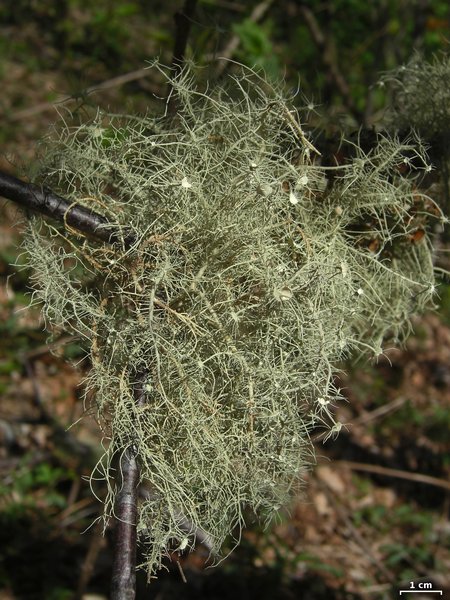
0,1,449,599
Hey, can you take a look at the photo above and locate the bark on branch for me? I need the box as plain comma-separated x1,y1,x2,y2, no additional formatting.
171,0,198,77
111,373,148,600
111,448,140,600
0,169,136,248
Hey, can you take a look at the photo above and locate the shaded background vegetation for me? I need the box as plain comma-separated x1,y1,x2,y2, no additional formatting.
0,1,449,599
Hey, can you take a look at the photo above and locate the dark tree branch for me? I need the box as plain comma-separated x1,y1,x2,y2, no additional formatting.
1,167,143,598
111,372,148,600
171,0,198,77
111,449,139,600
167,0,198,113
0,169,136,248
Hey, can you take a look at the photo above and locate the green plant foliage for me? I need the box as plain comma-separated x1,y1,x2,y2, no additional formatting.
232,19,280,79
23,64,441,576
0,460,70,518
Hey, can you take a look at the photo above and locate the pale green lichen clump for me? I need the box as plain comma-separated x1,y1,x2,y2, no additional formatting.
380,53,450,139
23,64,439,575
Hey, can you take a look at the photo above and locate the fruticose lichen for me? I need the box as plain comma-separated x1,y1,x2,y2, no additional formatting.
23,64,441,576
380,52,450,140
380,53,450,210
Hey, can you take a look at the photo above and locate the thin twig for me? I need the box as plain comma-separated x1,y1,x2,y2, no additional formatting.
21,335,76,359
337,460,450,491
350,396,408,426
58,497,98,528
8,68,160,123
76,520,106,600
139,487,216,553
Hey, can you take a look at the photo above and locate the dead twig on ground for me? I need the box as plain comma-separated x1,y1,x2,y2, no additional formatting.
8,68,161,123
337,460,450,491
350,396,408,426
21,335,76,359
75,520,106,600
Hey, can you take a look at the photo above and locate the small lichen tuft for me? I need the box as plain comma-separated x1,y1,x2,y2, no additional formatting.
380,53,450,141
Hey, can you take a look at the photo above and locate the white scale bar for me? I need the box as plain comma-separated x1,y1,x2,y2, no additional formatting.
399,591,443,595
